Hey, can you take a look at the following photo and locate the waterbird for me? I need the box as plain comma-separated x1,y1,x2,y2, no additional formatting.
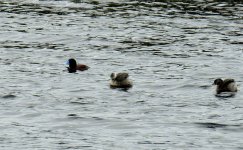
110,72,132,88
213,78,237,94
66,58,89,73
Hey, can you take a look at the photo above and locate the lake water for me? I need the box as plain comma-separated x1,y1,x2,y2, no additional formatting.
0,0,243,149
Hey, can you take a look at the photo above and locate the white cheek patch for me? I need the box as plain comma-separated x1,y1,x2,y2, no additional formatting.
112,73,117,80
114,73,117,78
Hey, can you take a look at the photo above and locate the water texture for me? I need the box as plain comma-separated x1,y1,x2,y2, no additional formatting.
0,0,243,149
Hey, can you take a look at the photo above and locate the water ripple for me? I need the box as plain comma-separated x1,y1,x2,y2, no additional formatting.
1,0,243,149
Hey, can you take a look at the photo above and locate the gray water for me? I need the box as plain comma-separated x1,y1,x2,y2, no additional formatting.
0,0,243,149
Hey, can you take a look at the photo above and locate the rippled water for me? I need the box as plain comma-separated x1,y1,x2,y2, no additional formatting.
1,0,243,149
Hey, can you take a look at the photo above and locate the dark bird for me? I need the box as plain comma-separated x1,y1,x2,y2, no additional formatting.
66,58,89,73
213,78,237,94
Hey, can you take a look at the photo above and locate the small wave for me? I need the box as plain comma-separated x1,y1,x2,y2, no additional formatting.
0,41,65,50
195,122,228,128
1,94,17,99
70,101,94,105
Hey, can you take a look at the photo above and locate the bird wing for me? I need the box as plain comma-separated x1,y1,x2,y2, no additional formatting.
223,79,235,86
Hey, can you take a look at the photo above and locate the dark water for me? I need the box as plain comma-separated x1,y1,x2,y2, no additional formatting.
0,0,243,149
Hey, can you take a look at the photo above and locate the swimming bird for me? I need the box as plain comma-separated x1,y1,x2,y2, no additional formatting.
66,58,89,73
110,72,132,88
213,78,237,94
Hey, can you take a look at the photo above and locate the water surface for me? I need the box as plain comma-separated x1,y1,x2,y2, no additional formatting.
0,0,243,149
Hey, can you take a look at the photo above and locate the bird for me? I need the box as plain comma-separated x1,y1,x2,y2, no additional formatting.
66,58,89,73
110,72,133,88
213,78,237,94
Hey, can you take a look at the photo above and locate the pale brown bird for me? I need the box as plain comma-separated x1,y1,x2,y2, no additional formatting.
110,72,133,88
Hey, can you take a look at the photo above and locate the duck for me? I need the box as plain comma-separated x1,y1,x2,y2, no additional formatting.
110,72,133,88
213,78,237,94
66,58,89,73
